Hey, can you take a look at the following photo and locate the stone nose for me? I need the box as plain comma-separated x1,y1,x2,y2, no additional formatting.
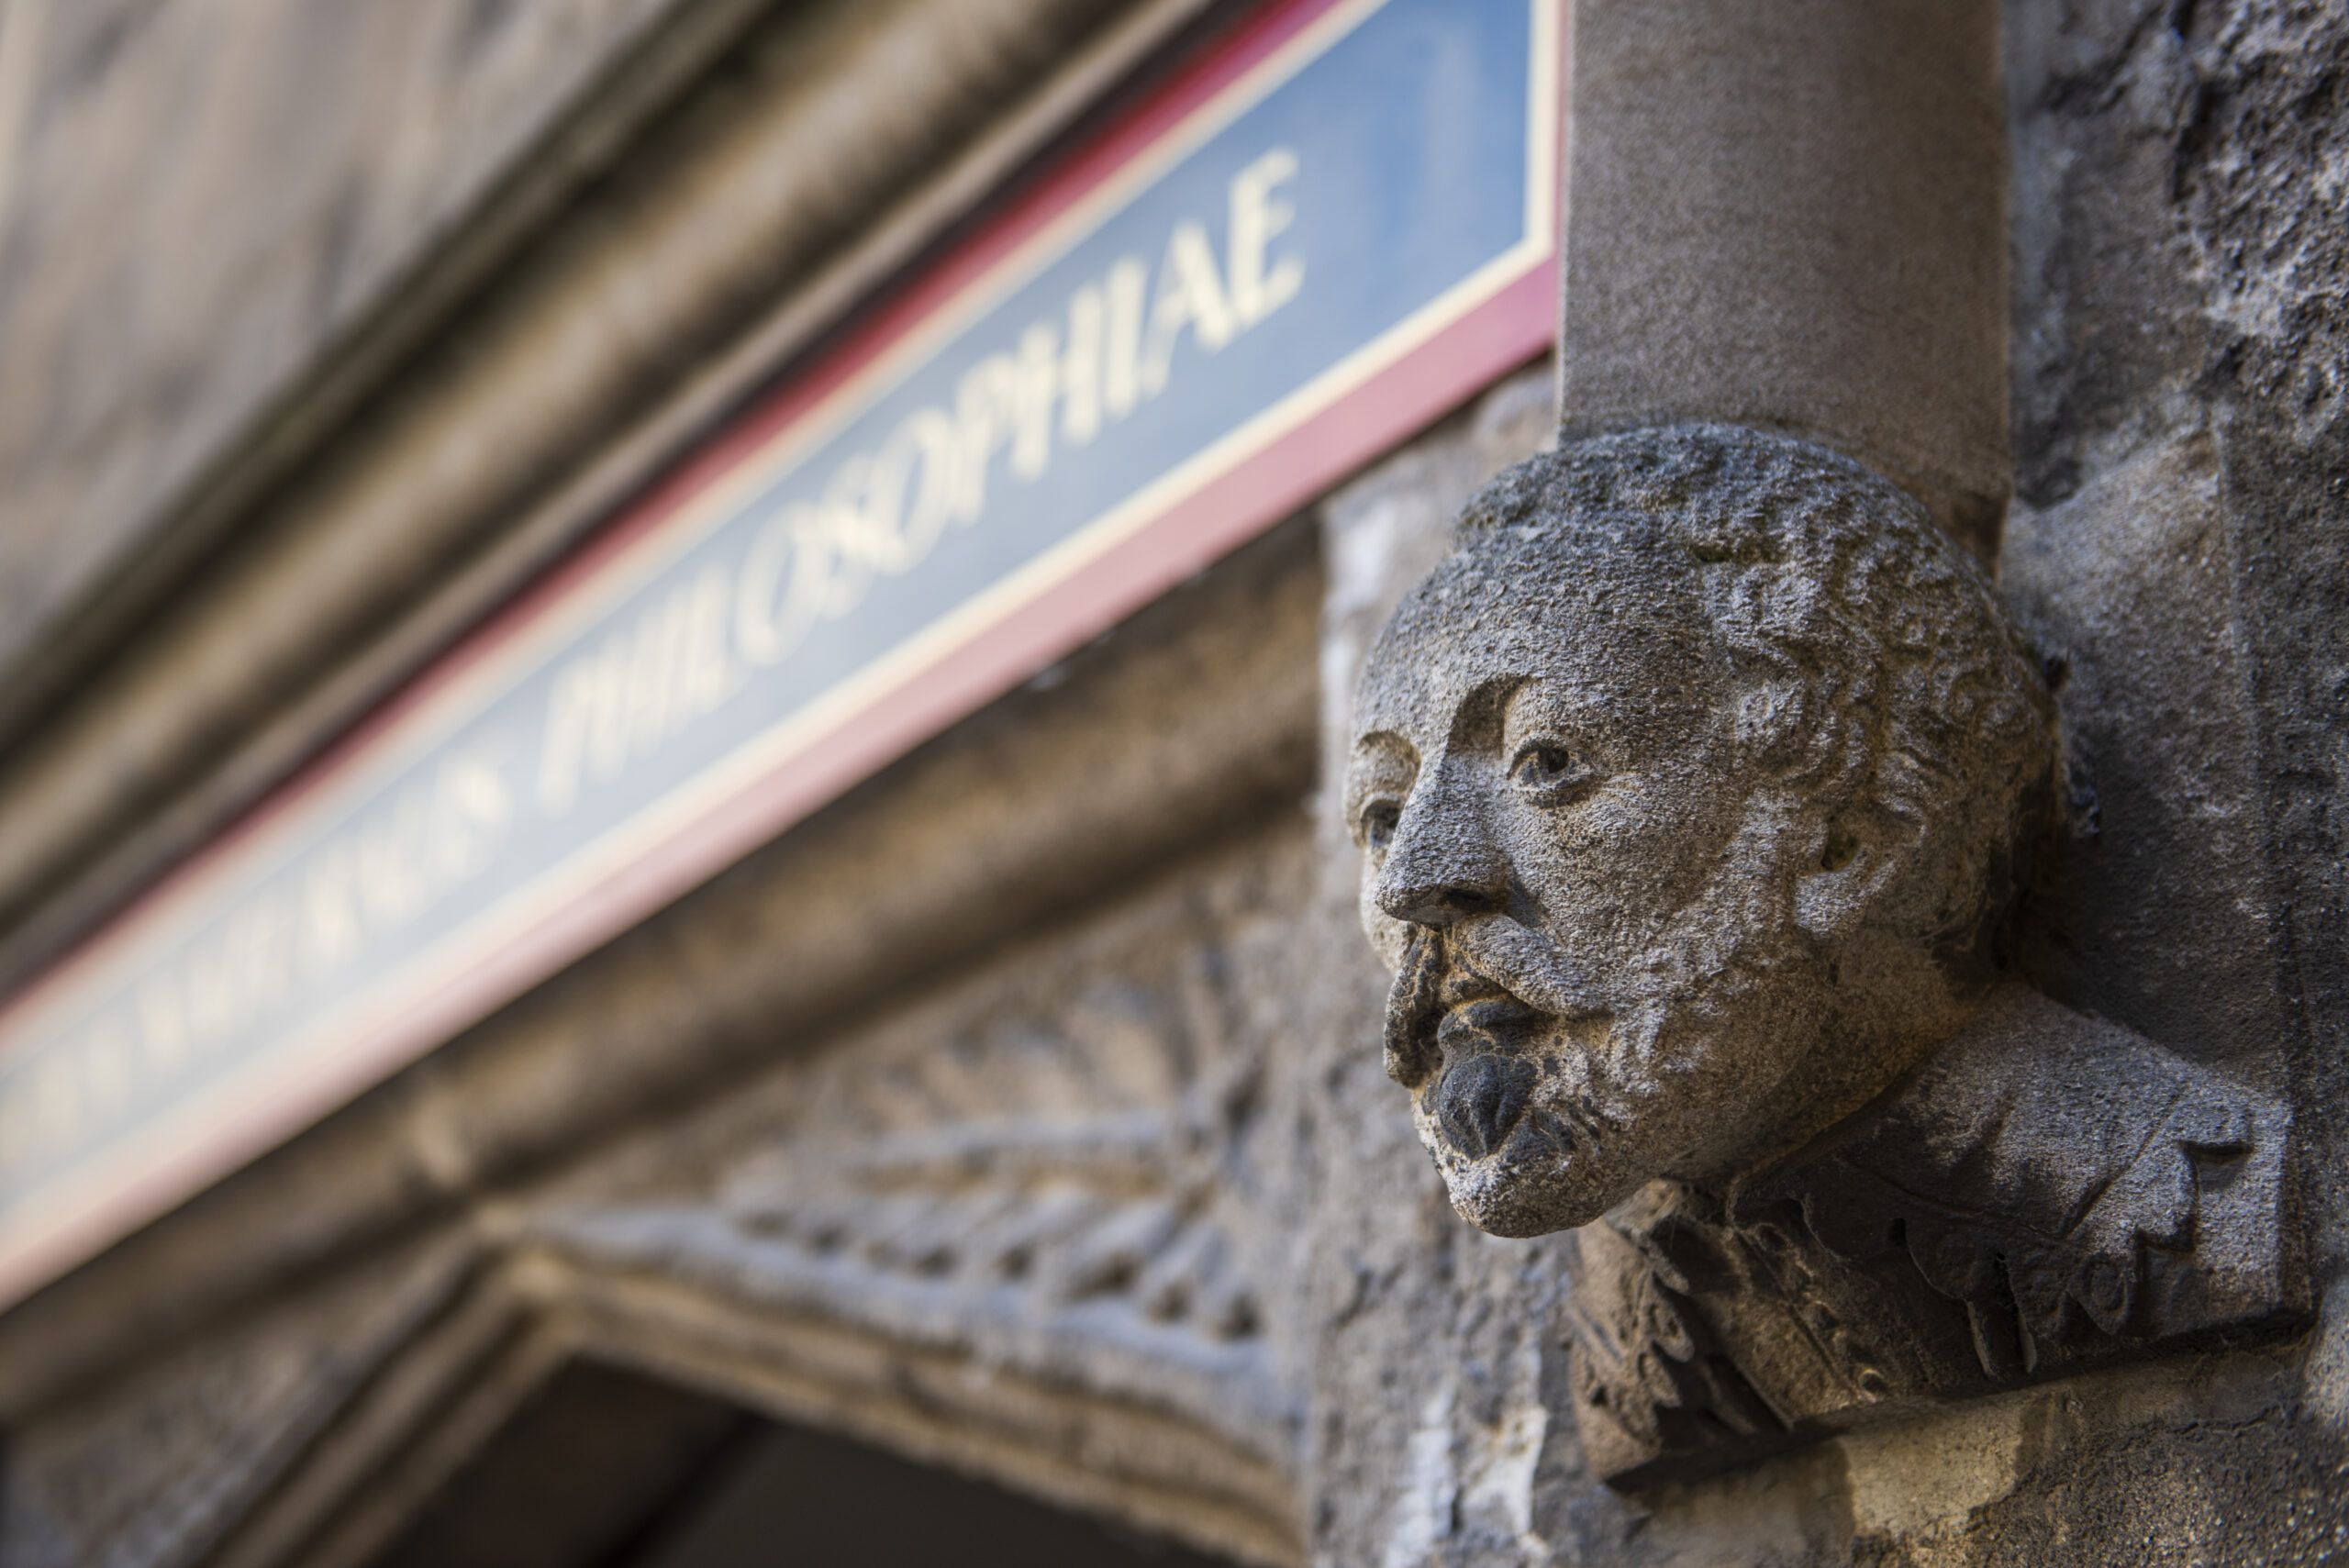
1374,763,1508,928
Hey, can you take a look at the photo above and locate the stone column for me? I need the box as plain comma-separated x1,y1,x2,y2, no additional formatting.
1559,0,2009,556
1297,6,2018,1562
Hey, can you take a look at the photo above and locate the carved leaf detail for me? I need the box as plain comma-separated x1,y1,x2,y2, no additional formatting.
712,962,1267,1350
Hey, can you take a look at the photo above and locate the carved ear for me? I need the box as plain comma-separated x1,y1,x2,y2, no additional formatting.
1793,815,1895,940
1732,667,1856,787
1732,676,1809,772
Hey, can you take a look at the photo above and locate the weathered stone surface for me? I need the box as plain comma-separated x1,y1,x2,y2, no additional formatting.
1344,423,2300,1486
1999,438,2282,1080
1295,367,1596,1568
0,0,696,715
0,0,1192,1007
527,819,1317,1562
1571,984,2294,1485
1998,5,2349,1556
0,506,1319,1429
226,823,1309,1568
2,0,2345,1558
1561,0,2009,552
1303,357,2341,1559
0,1233,474,1568
558,821,1308,1465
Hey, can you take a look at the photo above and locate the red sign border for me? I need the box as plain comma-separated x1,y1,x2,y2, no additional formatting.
0,0,1565,1308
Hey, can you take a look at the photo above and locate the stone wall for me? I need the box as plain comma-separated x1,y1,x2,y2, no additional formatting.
0,0,717,733
0,503,1324,1568
0,3,2342,1565
1288,4,2349,1562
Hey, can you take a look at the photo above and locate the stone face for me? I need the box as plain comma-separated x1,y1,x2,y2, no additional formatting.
1349,425,2046,1237
1346,424,2302,1485
1,0,2345,1560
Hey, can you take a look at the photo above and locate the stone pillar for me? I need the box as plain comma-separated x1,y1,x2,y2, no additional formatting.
1559,0,2009,557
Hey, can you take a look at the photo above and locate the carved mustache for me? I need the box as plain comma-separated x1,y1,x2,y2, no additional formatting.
1382,915,1607,1090
1383,928,1445,1088
1448,915,1609,1019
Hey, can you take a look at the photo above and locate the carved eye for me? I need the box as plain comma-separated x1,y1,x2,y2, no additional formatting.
1358,799,1401,851
1508,740,1596,801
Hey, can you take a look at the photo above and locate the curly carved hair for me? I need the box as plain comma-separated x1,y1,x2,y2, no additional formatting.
1452,424,2055,952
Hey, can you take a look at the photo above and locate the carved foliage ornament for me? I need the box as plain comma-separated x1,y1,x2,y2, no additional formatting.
1344,425,2301,1484
546,881,1301,1470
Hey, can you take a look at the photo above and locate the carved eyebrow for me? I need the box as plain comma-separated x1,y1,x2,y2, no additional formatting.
1447,676,1527,752
1348,730,1419,773
1499,676,1630,730
1344,732,1418,808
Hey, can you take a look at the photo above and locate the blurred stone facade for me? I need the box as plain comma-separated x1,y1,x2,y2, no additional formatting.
0,1,2342,1564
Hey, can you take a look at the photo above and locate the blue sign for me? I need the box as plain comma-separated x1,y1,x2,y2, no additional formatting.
0,0,1560,1304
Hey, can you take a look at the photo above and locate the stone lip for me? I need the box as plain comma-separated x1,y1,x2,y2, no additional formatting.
1429,1051,1540,1162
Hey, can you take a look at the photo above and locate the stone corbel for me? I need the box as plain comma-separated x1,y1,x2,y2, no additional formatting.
1342,0,2309,1488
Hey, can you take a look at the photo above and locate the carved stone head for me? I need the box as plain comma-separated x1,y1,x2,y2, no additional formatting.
1348,425,2055,1237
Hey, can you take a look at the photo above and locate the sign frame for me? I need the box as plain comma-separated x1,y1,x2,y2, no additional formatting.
0,0,1566,1308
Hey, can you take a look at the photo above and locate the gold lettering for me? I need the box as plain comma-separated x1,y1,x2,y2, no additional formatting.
29,1052,82,1162
735,502,833,669
137,973,190,1073
860,409,966,571
353,792,429,928
618,589,692,768
431,752,513,884
184,934,240,1045
1104,257,1147,417
1061,284,1105,445
1007,324,1059,480
539,653,612,814
675,564,740,717
299,842,363,972
1141,222,1237,396
79,1020,136,1130
1228,148,1303,326
813,461,881,614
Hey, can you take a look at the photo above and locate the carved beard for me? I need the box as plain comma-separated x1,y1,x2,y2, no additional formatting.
1382,867,1819,1239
